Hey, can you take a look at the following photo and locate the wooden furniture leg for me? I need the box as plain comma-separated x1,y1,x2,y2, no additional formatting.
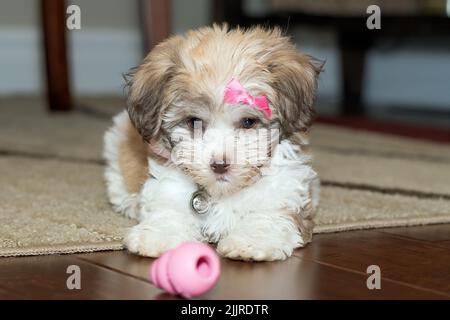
339,31,371,115
41,0,72,112
139,0,171,54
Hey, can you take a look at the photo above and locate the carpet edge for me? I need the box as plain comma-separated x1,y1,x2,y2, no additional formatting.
314,215,450,234
2,215,450,257
0,241,124,257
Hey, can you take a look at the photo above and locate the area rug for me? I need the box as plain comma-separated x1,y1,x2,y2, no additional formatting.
1,97,449,257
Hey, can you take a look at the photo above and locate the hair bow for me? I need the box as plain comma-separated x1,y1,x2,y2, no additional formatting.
223,78,272,119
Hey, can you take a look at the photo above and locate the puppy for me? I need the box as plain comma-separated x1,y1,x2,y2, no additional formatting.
104,25,321,261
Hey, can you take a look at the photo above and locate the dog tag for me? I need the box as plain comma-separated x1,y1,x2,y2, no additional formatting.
190,190,210,215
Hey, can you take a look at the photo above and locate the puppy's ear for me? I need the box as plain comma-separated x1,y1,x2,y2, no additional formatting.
124,37,181,142
269,50,322,136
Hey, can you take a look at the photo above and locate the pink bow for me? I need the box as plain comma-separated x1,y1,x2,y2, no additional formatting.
223,78,272,119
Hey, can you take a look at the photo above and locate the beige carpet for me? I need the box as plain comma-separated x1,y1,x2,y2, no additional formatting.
1,97,449,257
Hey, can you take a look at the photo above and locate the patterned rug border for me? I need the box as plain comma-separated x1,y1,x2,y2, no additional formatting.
2,217,450,257
314,215,450,234
0,241,124,258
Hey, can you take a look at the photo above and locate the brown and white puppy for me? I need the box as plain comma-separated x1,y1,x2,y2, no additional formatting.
104,25,321,261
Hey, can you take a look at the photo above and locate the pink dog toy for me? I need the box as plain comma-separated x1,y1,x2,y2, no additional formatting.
149,242,220,298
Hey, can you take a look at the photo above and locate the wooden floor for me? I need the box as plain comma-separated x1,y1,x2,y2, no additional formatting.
0,224,449,299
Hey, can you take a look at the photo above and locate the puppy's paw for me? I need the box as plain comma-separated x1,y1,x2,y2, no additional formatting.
217,236,290,261
124,223,187,257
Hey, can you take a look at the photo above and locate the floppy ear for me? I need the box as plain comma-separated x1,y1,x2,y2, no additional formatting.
268,50,322,136
124,36,181,142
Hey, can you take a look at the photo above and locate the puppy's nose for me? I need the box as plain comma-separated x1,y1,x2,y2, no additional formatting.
210,160,230,174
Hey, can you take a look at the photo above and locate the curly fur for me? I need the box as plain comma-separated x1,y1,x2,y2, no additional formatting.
104,24,321,261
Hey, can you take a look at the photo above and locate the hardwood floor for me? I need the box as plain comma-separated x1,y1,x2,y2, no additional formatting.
0,224,449,299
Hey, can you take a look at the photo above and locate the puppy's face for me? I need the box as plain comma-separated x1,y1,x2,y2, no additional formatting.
126,25,320,197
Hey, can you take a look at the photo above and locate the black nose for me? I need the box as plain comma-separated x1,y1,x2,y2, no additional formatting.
210,161,230,174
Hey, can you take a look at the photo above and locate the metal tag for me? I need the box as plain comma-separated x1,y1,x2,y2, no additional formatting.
190,190,210,215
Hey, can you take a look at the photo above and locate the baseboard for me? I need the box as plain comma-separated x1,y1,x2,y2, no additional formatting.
0,28,142,95
0,29,44,95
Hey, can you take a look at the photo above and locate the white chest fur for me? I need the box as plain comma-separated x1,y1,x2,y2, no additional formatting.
138,141,318,243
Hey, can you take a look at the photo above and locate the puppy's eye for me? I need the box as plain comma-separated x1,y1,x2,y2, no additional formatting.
239,118,258,129
186,117,203,129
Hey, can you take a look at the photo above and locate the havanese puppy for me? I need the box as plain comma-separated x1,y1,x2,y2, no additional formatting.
104,24,321,261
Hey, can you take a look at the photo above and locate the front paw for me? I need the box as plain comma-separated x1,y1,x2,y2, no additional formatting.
124,223,189,257
217,236,290,261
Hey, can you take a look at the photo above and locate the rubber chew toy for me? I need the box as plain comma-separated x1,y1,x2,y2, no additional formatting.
149,242,220,298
